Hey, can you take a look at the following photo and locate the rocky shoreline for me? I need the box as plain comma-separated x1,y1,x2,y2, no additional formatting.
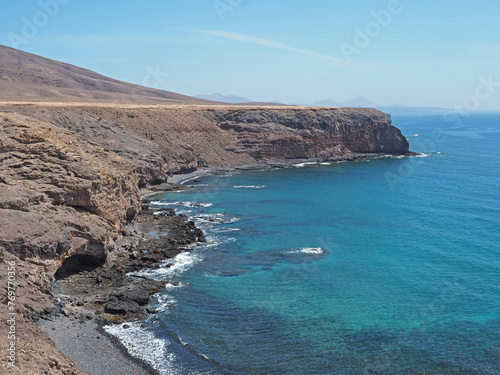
33,153,424,374
30,186,209,371
2,156,422,375
45,153,414,320
0,47,416,374
46,201,205,322
0,103,414,374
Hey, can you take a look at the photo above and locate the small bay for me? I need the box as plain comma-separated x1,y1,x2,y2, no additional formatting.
109,114,500,375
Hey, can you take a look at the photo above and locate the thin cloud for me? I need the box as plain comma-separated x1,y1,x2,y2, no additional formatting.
195,30,349,67
35,34,186,47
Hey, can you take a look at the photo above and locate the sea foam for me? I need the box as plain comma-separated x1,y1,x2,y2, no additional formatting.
104,322,177,375
288,247,325,255
148,201,213,208
233,185,266,189
130,251,202,280
294,162,318,168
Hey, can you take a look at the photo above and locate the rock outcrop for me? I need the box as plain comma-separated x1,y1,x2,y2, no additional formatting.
204,107,408,158
1,105,410,186
0,249,87,375
0,113,141,276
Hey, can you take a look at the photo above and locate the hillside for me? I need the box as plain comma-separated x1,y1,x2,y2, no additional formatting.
195,93,252,103
0,45,411,185
0,45,212,104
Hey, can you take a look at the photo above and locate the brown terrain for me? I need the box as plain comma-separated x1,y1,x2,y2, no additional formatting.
0,45,411,374
0,44,213,105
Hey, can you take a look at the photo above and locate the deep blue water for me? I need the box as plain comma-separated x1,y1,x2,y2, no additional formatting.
106,114,500,375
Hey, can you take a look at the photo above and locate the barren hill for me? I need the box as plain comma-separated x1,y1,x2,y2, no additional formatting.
0,45,212,104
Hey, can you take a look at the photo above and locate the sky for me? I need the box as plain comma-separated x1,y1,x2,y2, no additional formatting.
1,0,500,109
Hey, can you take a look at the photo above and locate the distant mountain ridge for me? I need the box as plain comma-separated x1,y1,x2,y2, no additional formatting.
196,92,453,114
195,93,252,104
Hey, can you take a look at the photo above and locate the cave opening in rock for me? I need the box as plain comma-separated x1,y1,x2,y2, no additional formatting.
54,254,106,280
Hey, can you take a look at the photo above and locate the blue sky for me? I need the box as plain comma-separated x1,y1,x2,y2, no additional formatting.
1,0,500,109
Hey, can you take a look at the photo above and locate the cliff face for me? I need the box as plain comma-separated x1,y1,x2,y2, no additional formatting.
204,107,408,158
0,47,412,375
0,105,409,275
2,105,256,185
0,113,140,276
0,104,409,275
1,105,409,186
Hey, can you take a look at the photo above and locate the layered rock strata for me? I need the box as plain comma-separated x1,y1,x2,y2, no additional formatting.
0,105,410,186
0,113,140,275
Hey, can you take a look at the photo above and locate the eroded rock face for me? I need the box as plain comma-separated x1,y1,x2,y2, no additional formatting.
2,105,410,185
204,107,409,158
0,113,141,276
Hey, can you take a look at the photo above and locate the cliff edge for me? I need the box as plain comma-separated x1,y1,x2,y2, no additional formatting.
1,105,410,186
0,113,140,276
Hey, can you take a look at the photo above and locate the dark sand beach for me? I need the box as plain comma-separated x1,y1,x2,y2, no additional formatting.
38,317,159,375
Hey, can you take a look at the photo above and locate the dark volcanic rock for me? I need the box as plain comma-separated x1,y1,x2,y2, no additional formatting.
104,280,165,315
110,287,151,306
105,298,142,315
49,208,203,322
105,285,156,315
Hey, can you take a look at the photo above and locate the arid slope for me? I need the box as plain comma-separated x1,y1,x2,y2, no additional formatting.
0,44,212,104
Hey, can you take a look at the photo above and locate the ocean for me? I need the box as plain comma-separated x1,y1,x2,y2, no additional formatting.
105,114,500,375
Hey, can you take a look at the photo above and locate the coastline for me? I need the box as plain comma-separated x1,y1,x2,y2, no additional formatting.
36,204,206,375
0,47,417,374
166,152,419,186
37,317,160,375
36,152,419,375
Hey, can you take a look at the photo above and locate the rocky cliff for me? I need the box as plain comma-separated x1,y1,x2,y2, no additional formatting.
0,113,140,276
0,104,409,186
0,105,410,275
204,107,408,158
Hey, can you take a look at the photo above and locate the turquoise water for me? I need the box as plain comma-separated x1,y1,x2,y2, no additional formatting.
107,114,500,374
